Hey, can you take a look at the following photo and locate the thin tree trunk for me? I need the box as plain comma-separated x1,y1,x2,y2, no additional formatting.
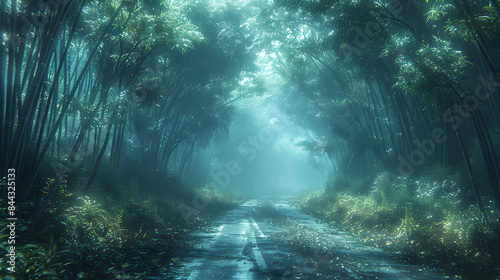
85,109,116,192
451,113,486,220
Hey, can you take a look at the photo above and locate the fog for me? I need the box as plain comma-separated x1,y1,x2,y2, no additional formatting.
4,0,500,278
183,94,327,197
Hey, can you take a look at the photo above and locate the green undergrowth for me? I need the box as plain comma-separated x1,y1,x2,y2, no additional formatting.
295,173,500,280
0,187,243,279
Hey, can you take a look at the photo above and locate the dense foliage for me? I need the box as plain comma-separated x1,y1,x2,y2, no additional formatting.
1,0,499,279
1,0,249,278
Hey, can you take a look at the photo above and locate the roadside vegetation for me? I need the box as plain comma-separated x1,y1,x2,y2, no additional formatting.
0,172,243,279
295,167,500,280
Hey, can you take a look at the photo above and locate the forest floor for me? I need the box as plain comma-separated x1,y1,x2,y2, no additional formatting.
163,197,452,280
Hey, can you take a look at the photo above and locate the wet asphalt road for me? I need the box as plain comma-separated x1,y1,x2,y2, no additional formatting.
164,198,452,280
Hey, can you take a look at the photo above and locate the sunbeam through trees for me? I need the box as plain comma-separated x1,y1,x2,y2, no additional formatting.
1,0,499,279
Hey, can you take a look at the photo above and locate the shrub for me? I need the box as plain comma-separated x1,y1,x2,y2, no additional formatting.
370,172,415,208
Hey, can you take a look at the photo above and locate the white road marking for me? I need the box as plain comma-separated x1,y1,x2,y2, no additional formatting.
249,218,268,272
250,216,267,238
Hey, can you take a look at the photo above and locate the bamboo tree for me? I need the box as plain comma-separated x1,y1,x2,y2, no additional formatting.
85,106,118,191
450,110,486,218
22,1,127,202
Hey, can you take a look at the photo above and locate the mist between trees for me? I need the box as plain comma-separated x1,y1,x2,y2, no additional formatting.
1,0,500,279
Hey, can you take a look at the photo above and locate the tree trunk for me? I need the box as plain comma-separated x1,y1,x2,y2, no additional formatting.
85,109,116,192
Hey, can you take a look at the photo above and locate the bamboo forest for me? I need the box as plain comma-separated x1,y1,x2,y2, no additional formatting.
1,0,500,279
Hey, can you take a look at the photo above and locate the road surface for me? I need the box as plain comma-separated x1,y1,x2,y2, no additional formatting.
159,198,452,279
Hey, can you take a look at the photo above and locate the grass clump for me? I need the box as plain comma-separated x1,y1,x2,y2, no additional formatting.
295,171,500,280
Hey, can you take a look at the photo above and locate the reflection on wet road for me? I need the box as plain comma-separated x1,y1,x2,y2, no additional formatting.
167,198,450,280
